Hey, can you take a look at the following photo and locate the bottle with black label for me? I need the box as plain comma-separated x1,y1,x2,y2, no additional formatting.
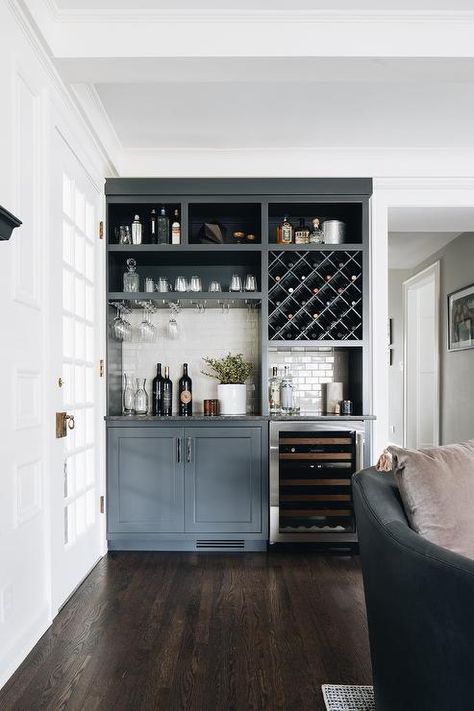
162,366,173,416
152,362,164,415
156,206,169,244
178,363,192,416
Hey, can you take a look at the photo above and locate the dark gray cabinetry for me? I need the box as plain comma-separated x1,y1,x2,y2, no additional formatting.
185,427,262,533
107,421,268,550
108,427,184,533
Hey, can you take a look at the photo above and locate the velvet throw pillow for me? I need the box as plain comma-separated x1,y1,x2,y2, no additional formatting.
378,441,474,560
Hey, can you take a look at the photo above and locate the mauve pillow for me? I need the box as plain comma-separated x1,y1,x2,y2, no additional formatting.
385,441,474,560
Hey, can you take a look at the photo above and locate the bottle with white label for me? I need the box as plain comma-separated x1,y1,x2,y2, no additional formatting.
269,366,281,415
171,208,181,245
280,366,294,413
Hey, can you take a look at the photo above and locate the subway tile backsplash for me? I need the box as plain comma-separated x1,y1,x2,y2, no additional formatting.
122,308,260,414
268,346,349,414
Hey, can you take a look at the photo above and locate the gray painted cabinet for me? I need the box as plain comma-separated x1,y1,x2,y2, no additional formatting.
107,422,267,548
108,427,184,533
184,427,262,533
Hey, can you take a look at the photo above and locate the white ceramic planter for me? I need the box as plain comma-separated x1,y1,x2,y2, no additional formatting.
217,384,247,415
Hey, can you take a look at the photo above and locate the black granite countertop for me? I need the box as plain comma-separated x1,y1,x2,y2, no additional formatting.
105,414,375,423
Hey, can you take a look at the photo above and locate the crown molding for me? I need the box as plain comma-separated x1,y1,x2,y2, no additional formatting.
7,0,118,177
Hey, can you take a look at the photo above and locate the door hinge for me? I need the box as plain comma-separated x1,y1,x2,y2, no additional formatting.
100,495,105,514
98,220,104,240
99,359,105,377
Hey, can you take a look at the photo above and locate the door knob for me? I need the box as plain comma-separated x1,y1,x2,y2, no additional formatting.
56,412,75,438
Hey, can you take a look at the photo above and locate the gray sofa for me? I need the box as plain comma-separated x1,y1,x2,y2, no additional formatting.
353,467,474,711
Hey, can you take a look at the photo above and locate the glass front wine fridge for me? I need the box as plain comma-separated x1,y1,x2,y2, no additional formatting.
270,421,365,544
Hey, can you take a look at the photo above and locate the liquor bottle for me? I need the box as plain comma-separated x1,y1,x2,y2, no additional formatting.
171,208,181,245
309,218,324,244
150,209,157,244
162,366,173,416
280,366,294,413
131,215,143,245
123,258,140,292
156,206,169,244
294,218,310,244
276,215,293,244
178,363,192,416
268,366,281,415
152,363,164,415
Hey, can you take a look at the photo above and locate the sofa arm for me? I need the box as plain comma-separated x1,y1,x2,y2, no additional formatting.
353,470,474,711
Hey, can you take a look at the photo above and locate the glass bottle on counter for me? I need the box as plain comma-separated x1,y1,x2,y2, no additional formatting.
123,373,135,415
152,363,164,415
134,378,149,415
276,215,293,244
123,258,140,292
171,208,181,245
157,206,169,244
294,218,310,244
178,363,192,416
269,366,281,415
131,214,143,245
309,218,324,244
162,366,173,416
280,366,294,413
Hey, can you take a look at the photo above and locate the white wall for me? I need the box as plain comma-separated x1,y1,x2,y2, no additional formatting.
388,269,411,444
0,0,108,689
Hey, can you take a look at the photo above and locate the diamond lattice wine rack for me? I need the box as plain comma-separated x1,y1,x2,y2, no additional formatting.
268,250,363,341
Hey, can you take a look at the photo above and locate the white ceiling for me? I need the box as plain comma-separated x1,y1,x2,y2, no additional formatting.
389,206,474,232
388,232,461,269
54,0,474,9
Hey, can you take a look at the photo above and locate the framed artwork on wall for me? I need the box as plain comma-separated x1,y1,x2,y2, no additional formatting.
448,283,474,351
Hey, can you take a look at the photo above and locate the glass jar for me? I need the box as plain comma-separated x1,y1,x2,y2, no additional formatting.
123,258,140,292
134,378,149,415
123,374,135,415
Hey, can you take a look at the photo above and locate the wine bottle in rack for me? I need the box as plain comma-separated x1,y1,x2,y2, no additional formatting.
162,366,173,416
152,363,164,415
178,363,192,416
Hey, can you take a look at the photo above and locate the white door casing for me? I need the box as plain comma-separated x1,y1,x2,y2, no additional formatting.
49,128,105,613
403,263,440,449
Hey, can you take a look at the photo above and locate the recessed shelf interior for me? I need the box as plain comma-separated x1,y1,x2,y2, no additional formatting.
188,202,261,244
268,202,362,244
108,249,262,293
107,202,181,244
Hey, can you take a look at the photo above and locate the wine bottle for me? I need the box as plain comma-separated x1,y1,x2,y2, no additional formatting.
162,366,173,416
152,363,164,415
171,208,181,245
157,206,169,244
178,363,192,416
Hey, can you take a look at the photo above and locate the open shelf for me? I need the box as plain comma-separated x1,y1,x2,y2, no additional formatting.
107,202,181,245
268,202,362,245
188,202,261,244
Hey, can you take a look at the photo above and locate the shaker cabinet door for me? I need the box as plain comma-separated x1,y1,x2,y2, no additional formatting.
108,428,184,533
184,427,262,533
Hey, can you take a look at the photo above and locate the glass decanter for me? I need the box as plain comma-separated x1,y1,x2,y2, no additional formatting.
309,218,324,244
123,258,140,292
134,378,149,416
123,373,135,415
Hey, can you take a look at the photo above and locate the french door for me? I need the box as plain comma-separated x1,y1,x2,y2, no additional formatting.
49,129,104,612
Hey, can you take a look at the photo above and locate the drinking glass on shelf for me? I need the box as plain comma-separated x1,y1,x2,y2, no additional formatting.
208,281,222,292
189,275,202,292
134,378,149,415
155,277,169,293
174,276,188,292
116,225,131,245
244,274,257,292
229,274,242,292
122,374,135,415
144,277,155,293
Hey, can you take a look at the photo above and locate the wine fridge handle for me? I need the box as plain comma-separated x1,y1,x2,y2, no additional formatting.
186,437,192,463
177,437,181,463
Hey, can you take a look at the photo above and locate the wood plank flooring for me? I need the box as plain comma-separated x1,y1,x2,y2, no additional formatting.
0,551,372,711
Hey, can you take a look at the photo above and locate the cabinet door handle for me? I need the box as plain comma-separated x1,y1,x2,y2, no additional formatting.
186,437,192,463
177,437,181,463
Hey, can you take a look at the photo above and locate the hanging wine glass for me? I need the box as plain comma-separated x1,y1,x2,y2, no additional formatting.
167,302,180,339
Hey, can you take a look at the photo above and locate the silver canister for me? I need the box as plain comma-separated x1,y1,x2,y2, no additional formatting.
131,214,142,245
322,219,345,244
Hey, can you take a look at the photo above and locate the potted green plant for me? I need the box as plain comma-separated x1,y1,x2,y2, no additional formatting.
202,353,253,415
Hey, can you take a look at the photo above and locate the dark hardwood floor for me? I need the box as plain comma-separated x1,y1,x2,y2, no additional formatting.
0,551,372,711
